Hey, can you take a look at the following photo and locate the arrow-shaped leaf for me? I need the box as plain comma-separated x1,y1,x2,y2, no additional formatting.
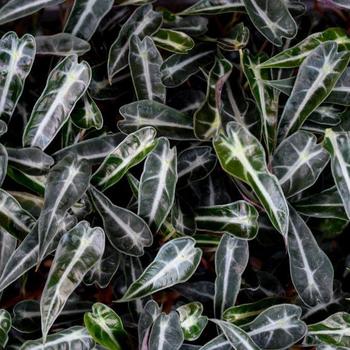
177,146,217,187
287,206,334,307
260,28,350,68
53,133,125,166
84,303,125,350
278,42,350,140
294,186,347,220
243,304,307,349
152,29,194,54
129,35,166,103
160,43,215,87
177,302,208,341
35,33,91,56
138,137,177,232
223,297,286,326
84,242,120,288
108,4,162,80
0,309,11,348
0,189,35,240
0,0,64,25
195,201,259,240
7,147,54,175
0,228,16,277
119,237,202,301
306,312,350,347
214,121,289,235
0,215,77,293
138,300,161,348
88,186,153,256
23,54,91,150
215,233,249,318
92,127,157,191
149,311,184,350
21,326,95,350
212,319,259,350
71,92,103,130
242,51,278,154
324,128,350,220
38,154,91,261
194,57,232,140
0,144,7,187
0,31,35,123
180,0,245,15
64,0,114,41
272,131,329,197
40,221,105,340
242,0,297,46
119,100,196,140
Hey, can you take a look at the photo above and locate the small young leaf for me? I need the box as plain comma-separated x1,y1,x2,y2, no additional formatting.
71,92,103,130
84,303,125,350
152,29,195,54
0,309,11,348
177,302,208,341
194,57,232,140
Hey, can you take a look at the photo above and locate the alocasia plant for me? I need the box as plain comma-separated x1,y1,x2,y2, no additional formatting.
1,1,350,349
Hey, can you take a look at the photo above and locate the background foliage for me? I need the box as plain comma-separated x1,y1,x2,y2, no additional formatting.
1,0,350,349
